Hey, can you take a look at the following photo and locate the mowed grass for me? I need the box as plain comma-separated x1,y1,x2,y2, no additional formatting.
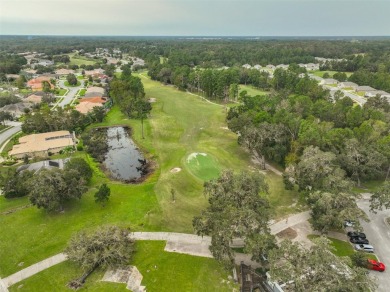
67,53,97,66
308,235,378,261
9,241,236,292
266,172,306,220
239,84,269,96
134,73,253,231
185,153,221,181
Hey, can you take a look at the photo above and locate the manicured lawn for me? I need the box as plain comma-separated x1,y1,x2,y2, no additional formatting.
239,84,269,96
67,53,97,66
55,88,67,96
266,172,305,220
185,152,221,181
78,88,86,96
308,235,378,261
77,75,85,80
64,81,81,87
9,241,236,292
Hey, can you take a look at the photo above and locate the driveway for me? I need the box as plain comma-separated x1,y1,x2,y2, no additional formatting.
56,79,84,108
357,194,390,292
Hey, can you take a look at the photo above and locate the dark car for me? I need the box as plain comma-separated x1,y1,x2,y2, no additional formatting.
347,232,366,239
350,237,369,244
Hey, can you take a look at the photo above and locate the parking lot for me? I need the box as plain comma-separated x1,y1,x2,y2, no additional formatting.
357,194,390,292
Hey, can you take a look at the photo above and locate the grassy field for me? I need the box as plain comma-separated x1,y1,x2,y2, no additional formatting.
68,53,97,66
239,84,269,96
8,241,236,292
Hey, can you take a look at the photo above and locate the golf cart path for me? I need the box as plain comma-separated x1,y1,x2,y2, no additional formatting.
1,211,310,289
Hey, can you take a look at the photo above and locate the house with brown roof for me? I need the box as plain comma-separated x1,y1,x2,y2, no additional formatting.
55,68,75,76
75,102,103,114
9,130,76,159
27,76,54,91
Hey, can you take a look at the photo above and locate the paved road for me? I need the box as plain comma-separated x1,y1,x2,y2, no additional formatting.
0,124,22,151
357,194,390,292
56,79,83,108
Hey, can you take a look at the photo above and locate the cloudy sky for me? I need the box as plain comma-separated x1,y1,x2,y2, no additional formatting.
1,0,389,36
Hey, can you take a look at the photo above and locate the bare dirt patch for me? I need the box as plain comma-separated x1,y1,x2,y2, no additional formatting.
170,167,182,173
276,227,298,240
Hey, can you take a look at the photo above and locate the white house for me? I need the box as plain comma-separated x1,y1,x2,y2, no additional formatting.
338,81,358,89
253,64,262,70
242,64,251,69
365,90,390,98
320,78,338,85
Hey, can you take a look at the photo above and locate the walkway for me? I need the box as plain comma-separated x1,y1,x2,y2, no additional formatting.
1,253,67,289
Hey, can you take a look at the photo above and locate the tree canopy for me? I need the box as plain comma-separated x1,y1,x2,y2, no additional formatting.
193,170,275,268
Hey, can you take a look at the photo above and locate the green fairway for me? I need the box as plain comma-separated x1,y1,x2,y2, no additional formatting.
9,241,236,292
67,53,97,66
185,152,221,181
239,84,269,96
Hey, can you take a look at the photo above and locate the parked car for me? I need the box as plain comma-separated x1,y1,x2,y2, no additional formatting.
354,244,374,253
350,237,369,244
344,220,355,227
367,259,385,272
347,232,366,239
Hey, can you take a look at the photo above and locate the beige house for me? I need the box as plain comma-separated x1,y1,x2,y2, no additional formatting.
9,131,76,159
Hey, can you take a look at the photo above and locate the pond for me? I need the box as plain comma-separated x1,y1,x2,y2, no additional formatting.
103,126,147,182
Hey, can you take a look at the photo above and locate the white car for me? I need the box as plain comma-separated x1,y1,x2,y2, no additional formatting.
354,244,374,253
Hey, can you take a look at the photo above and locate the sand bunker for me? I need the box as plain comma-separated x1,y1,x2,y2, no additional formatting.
170,167,182,173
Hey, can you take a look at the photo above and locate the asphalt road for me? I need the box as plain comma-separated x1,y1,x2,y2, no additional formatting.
0,124,22,150
357,194,390,292
56,79,83,108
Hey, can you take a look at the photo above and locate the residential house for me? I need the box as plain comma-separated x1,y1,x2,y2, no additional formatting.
266,64,276,70
9,130,76,159
355,86,376,94
25,91,46,104
27,76,54,91
276,64,289,70
242,64,251,69
17,159,69,174
320,78,338,85
86,86,105,95
306,63,319,71
0,102,33,118
55,68,75,76
75,102,104,114
253,64,262,70
338,81,358,89
365,90,390,98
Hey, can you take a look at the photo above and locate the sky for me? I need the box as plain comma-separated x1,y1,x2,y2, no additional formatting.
0,0,389,36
